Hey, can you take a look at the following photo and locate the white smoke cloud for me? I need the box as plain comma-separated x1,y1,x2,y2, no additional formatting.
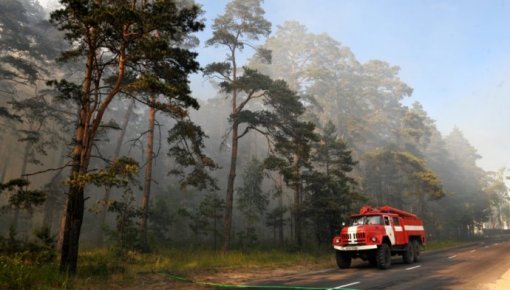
38,0,61,11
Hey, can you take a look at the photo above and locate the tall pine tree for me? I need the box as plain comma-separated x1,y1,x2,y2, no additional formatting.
204,0,271,251
50,0,204,274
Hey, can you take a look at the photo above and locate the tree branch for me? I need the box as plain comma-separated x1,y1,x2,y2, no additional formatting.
22,161,73,177
237,125,269,140
238,90,267,113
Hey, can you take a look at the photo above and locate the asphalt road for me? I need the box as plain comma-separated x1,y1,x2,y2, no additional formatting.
248,239,510,290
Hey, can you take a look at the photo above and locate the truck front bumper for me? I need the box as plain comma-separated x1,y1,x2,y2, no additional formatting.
334,245,378,251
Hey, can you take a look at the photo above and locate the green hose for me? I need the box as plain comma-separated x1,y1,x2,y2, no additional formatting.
159,271,359,290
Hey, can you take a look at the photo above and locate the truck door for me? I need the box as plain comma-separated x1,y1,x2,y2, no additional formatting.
383,216,395,245
392,217,405,245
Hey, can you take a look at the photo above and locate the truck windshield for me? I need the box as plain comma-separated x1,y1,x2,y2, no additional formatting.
349,215,382,226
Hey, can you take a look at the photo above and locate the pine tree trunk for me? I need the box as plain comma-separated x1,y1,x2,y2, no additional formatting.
42,153,66,233
11,141,31,232
223,50,238,252
223,121,238,251
140,95,155,250
0,139,11,183
113,99,134,158
418,190,426,219
214,207,218,250
0,152,10,183
273,225,276,244
276,173,284,247
60,128,86,275
96,99,135,246
42,197,55,233
60,182,85,275
56,209,65,252
292,153,302,247
60,38,94,274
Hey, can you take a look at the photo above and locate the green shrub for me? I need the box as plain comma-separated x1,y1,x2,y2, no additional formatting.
0,255,33,290
0,226,66,289
79,249,127,280
0,255,66,290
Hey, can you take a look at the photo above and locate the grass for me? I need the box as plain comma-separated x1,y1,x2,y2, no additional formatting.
73,247,333,289
0,247,329,289
424,239,470,251
0,240,473,289
0,255,71,290
149,248,330,271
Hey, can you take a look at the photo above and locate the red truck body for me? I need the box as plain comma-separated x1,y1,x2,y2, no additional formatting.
332,205,426,269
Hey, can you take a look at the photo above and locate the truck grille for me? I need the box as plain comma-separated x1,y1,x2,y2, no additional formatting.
341,232,366,244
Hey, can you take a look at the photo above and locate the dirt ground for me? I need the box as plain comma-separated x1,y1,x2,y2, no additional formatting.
483,268,510,290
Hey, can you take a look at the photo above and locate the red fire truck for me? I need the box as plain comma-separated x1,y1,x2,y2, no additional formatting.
332,205,426,269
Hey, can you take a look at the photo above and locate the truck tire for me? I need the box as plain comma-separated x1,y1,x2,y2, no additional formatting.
413,240,420,262
377,243,391,269
402,242,414,264
336,251,351,269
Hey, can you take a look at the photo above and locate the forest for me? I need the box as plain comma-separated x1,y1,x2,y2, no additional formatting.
0,0,509,288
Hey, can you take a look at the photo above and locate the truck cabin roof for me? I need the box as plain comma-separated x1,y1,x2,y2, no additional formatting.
350,212,420,221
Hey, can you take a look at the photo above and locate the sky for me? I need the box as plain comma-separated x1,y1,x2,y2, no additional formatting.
38,0,510,172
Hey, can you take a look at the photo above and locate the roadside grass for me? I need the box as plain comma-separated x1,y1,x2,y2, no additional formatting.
0,248,330,289
151,248,331,271
424,240,470,251
73,248,334,289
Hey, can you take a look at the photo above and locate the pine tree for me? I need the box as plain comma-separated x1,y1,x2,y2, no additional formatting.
264,81,318,247
204,0,271,251
237,157,268,233
49,0,204,274
305,121,360,245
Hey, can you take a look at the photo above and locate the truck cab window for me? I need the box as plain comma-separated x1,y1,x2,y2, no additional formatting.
393,217,400,226
367,215,382,225
384,216,390,226
350,215,383,225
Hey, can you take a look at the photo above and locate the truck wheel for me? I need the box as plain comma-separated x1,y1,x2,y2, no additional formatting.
336,251,351,269
377,243,391,269
413,240,420,262
402,242,414,264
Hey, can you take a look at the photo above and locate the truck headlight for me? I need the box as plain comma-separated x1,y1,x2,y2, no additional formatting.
371,237,377,242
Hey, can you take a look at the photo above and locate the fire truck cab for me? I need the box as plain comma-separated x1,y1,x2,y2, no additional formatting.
332,205,426,269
